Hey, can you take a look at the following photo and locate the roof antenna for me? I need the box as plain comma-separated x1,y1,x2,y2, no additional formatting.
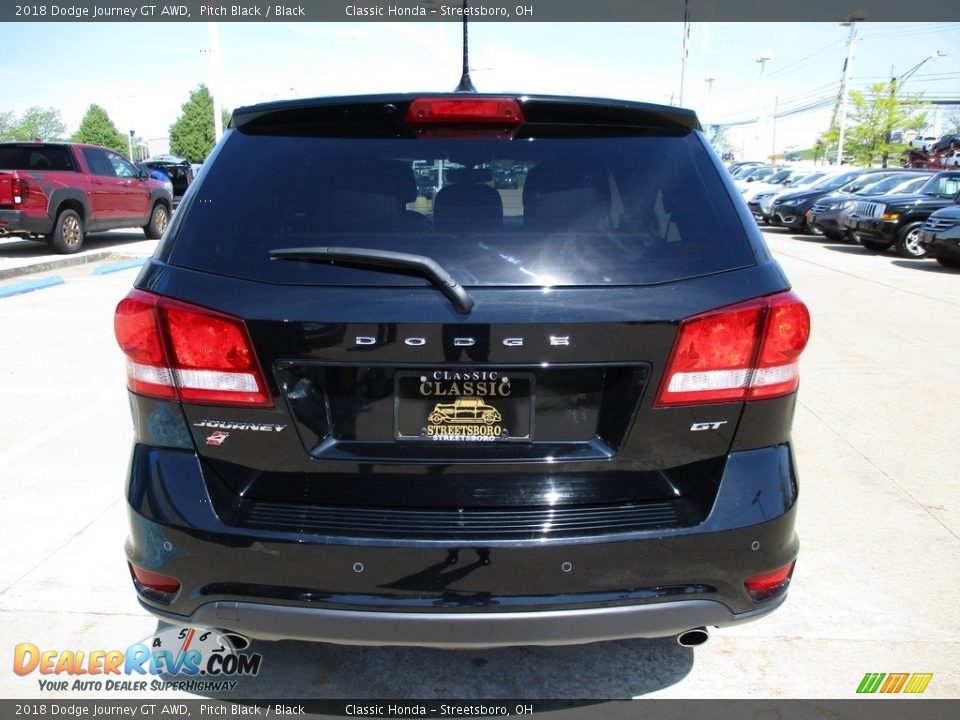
454,0,477,93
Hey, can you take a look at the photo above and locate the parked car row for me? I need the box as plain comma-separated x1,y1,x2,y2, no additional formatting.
726,160,960,268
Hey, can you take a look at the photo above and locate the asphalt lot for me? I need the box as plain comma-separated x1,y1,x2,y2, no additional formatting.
0,227,957,701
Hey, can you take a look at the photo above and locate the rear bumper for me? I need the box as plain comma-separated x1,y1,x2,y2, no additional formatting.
145,595,786,648
125,443,800,646
844,216,897,242
0,209,52,236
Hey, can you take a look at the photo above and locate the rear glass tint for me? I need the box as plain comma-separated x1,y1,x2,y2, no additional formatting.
169,131,756,287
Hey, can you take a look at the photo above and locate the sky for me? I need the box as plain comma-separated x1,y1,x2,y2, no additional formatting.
2,20,959,158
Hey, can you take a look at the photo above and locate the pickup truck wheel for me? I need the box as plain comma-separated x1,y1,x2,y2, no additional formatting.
143,203,169,239
894,222,927,258
860,238,891,253
48,209,84,254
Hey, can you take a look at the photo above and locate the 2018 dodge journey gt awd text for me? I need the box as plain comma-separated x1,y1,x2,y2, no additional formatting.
114,93,810,648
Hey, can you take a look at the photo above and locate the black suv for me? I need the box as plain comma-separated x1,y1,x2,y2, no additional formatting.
114,94,809,648
844,170,960,258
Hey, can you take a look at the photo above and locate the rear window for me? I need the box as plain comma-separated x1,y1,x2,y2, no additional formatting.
169,131,756,287
0,145,77,172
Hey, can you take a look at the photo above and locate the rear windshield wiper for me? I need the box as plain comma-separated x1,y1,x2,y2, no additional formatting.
270,246,475,314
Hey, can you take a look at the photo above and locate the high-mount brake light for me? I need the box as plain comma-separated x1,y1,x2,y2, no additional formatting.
655,291,810,407
114,289,272,407
406,97,524,124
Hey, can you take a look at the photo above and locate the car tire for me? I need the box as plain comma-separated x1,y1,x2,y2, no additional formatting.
48,208,84,254
143,203,170,239
806,219,824,236
936,256,960,269
860,238,891,253
894,222,927,259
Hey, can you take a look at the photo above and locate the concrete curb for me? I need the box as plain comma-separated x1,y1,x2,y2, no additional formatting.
0,251,115,281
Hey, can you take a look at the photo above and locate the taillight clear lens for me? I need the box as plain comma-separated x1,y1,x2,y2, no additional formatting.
744,561,796,601
655,291,810,406
114,290,271,407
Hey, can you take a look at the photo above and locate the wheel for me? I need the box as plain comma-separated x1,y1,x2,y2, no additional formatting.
823,228,847,241
806,218,824,236
47,209,84,254
428,413,444,424
936,256,960,269
860,238,891,253
143,203,170,239
894,222,927,259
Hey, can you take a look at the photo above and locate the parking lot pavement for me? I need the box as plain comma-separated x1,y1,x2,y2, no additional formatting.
0,231,158,281
0,231,957,701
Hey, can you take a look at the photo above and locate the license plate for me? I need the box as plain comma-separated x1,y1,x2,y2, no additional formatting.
395,370,533,442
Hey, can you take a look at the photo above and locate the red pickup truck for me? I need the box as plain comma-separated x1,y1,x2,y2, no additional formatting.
0,142,173,254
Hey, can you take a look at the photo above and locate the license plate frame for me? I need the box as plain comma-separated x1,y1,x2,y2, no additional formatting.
394,370,534,442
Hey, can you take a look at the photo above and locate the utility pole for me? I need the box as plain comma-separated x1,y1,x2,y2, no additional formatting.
209,22,223,144
836,18,862,166
678,0,691,106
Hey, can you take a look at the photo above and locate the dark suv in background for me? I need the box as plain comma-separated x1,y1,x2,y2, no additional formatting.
114,93,809,648
140,154,194,203
844,170,960,257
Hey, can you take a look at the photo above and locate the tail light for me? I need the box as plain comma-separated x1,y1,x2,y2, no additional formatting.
655,291,810,407
744,561,796,601
129,564,180,595
114,289,272,407
11,177,27,204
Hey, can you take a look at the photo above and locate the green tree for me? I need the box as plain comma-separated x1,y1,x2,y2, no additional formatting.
842,82,928,167
1,107,67,141
72,104,127,153
945,107,960,134
169,85,229,163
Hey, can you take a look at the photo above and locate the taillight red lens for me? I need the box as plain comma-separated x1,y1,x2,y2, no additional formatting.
748,294,811,400
114,290,271,407
406,97,524,124
744,561,796,601
11,177,27,204
130,564,180,594
114,291,176,400
655,291,810,407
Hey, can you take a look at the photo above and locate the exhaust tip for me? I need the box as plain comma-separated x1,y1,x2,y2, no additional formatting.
676,627,709,647
221,631,251,651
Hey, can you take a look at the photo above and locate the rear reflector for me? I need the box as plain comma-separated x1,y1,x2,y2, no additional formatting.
129,564,181,594
655,291,810,406
406,97,524,124
114,289,271,407
744,561,796,601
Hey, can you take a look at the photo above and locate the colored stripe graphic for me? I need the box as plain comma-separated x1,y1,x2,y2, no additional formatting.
857,673,885,693
880,673,909,693
903,673,934,694
857,672,933,694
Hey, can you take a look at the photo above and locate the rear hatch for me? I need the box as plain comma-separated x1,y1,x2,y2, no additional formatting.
124,95,802,537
